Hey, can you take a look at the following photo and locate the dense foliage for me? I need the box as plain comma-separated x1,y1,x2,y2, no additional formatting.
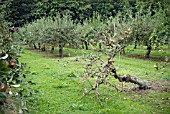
2,0,170,26
0,2,31,113
0,22,28,113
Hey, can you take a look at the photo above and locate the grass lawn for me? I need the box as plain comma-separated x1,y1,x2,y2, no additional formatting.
18,48,170,114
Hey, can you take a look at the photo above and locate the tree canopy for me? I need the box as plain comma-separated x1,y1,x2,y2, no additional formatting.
1,0,169,26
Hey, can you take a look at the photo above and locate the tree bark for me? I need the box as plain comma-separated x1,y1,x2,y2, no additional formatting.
145,45,152,58
111,68,149,89
108,46,149,89
84,40,88,50
59,41,63,58
134,32,139,49
33,43,37,49
134,38,139,49
38,43,41,50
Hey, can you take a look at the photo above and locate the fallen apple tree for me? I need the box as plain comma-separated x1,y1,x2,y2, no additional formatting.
83,46,150,96
82,23,150,96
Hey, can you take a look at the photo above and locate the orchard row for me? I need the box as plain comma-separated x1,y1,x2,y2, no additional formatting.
19,8,169,58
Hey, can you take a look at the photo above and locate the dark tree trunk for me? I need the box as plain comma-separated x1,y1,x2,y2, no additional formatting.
145,45,152,58
59,41,63,58
110,66,149,90
84,41,88,50
134,32,139,49
98,42,102,52
134,38,139,49
134,41,137,49
33,43,37,49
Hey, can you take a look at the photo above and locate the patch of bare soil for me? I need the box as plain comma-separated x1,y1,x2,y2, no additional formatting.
0,99,17,114
123,80,170,94
26,48,70,58
125,53,169,62
149,80,170,92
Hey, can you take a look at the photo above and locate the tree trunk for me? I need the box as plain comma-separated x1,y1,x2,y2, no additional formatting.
111,67,149,89
134,38,139,49
84,41,88,50
108,46,149,89
115,74,149,89
145,45,152,58
33,43,37,49
59,41,63,58
98,42,102,52
134,41,137,49
134,32,139,49
86,63,150,96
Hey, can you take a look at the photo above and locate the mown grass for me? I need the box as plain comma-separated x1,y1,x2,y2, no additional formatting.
18,48,170,114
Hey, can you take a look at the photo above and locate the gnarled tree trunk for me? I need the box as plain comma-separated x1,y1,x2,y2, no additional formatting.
110,65,149,90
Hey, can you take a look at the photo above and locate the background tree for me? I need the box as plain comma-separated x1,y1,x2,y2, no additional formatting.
3,0,38,26
2,0,169,27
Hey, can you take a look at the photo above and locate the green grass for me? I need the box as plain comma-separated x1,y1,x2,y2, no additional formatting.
18,49,170,114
